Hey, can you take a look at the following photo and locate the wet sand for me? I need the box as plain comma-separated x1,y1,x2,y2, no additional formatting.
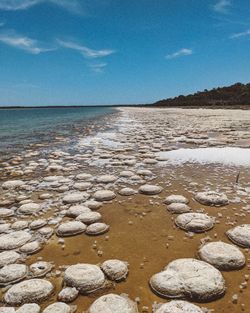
1,107,250,312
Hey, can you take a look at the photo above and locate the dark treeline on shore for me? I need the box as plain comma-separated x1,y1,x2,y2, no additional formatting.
154,83,250,107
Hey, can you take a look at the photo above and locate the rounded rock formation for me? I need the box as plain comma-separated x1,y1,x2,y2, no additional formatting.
139,184,163,195
150,258,226,301
153,300,204,313
195,191,228,207
226,224,250,248
175,213,214,233
101,259,129,281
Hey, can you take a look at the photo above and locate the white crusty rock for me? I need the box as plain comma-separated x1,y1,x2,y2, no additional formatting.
175,213,214,233
4,279,54,305
96,175,118,184
195,191,228,207
18,203,41,215
166,203,191,214
94,190,116,202
56,221,86,237
153,300,204,313
58,287,79,303
0,231,31,250
88,293,138,313
150,258,226,301
86,223,109,236
84,200,102,210
2,180,24,189
0,251,21,268
0,208,14,218
19,241,41,254
118,188,137,196
0,264,27,285
139,184,163,195
226,224,250,248
198,241,245,270
62,192,89,204
164,195,189,205
76,211,102,225
30,261,52,278
101,259,129,281
16,303,41,313
29,219,47,230
43,302,71,313
66,205,91,218
64,264,105,293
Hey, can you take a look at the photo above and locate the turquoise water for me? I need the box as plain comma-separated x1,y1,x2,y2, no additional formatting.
0,107,115,153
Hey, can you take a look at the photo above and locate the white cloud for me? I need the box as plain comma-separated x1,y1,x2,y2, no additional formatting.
0,22,5,27
213,0,231,14
0,30,55,54
89,62,107,73
166,48,193,60
57,39,115,58
230,29,250,39
0,0,82,13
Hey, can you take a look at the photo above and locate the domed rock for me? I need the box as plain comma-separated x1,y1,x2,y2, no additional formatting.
88,293,138,313
63,192,89,204
16,303,41,313
12,221,29,230
164,195,189,205
0,251,21,268
73,182,92,191
19,241,41,254
0,231,31,250
75,173,93,181
0,264,28,285
139,184,163,195
66,205,91,218
94,190,116,202
118,188,137,196
76,211,102,225
198,241,245,270
18,203,41,215
2,180,24,189
153,300,204,313
84,200,102,210
43,302,71,313
4,279,54,305
58,287,79,303
167,203,191,214
30,261,52,278
195,191,228,207
56,221,86,237
175,213,214,233
150,258,226,301
96,175,118,184
86,223,109,236
101,259,129,281
64,264,105,293
0,208,14,218
29,219,47,230
226,224,250,248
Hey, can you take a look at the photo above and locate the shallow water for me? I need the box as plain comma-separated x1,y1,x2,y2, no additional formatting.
157,147,250,167
0,107,114,153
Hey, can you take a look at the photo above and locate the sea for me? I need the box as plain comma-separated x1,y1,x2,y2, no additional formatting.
0,106,115,154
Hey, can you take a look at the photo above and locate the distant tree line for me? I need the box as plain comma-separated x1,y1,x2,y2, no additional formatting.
154,83,250,107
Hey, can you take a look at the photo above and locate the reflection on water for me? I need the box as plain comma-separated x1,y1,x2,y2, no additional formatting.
157,147,250,166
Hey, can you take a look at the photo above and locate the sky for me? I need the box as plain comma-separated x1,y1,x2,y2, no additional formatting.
0,0,249,106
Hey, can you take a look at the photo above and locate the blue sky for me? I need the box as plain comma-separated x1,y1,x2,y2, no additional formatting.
0,0,249,106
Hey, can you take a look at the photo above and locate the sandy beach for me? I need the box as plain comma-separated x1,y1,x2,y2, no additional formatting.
1,107,250,312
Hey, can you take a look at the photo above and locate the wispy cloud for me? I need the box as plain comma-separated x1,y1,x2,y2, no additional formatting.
0,22,5,27
0,0,82,13
230,29,250,39
213,0,231,14
0,30,55,54
89,62,107,73
166,48,193,60
57,39,115,58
